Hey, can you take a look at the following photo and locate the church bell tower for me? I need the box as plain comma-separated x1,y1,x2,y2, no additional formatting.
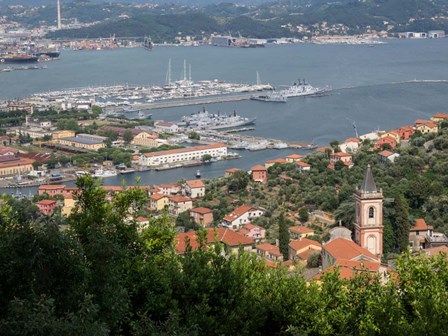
354,165,383,256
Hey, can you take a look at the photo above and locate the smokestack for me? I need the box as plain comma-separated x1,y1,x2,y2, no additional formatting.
57,0,62,30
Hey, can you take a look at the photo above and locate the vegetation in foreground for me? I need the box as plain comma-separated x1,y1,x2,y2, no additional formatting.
0,176,447,335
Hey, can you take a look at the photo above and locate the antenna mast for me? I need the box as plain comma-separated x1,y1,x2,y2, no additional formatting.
57,0,62,29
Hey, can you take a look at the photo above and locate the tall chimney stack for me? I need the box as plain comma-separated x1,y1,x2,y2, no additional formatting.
57,0,62,30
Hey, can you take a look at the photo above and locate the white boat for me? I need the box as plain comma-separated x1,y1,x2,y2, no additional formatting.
75,170,90,177
94,169,117,178
274,142,289,149
247,141,268,151
251,92,287,103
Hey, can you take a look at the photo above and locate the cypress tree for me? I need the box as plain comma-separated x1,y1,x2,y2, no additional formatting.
394,194,410,252
278,212,290,261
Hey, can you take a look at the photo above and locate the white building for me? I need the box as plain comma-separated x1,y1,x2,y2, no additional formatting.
428,30,445,38
339,138,361,153
222,205,264,230
154,121,179,133
183,180,205,199
139,144,227,167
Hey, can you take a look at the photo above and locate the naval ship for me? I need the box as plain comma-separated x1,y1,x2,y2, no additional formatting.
0,53,39,64
279,79,331,98
179,107,256,130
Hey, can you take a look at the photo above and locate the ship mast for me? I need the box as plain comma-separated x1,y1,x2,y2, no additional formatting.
165,58,172,85
57,0,62,30
189,64,192,82
183,59,187,81
256,71,261,85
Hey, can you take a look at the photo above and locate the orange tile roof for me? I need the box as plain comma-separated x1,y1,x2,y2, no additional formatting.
315,259,381,280
433,113,448,119
142,143,226,158
256,243,282,256
424,245,448,258
286,154,303,159
296,161,311,167
159,183,179,189
36,199,57,205
415,119,430,125
323,238,379,261
251,165,267,171
343,138,361,144
0,157,34,168
225,168,242,173
289,238,322,252
186,179,205,188
289,226,314,234
135,216,148,222
333,152,352,157
150,193,167,201
223,205,256,222
39,185,65,190
175,228,253,253
411,218,433,231
169,195,191,203
316,146,332,153
191,207,213,214
378,150,394,157
243,223,263,231
266,158,286,164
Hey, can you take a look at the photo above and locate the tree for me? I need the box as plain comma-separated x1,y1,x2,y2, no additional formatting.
202,154,212,162
278,213,289,261
298,207,309,223
188,131,200,140
307,251,321,268
394,194,410,252
227,170,249,193
123,130,133,144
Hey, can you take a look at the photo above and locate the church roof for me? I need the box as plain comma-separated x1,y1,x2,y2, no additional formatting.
360,165,377,193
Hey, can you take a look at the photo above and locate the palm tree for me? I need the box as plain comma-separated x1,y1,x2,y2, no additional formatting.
334,201,355,231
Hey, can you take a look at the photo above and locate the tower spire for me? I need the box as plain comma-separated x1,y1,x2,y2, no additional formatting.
360,164,377,193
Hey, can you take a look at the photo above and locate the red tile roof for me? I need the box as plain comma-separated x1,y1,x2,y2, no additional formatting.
36,199,57,205
411,218,433,231
191,207,213,214
169,195,191,203
289,226,314,234
332,152,352,157
39,185,65,190
142,143,226,158
225,168,242,173
323,238,379,261
266,158,286,164
150,193,167,201
175,228,253,254
251,165,267,171
289,238,322,252
378,150,394,157
186,179,205,188
223,205,256,222
343,138,361,144
296,161,311,167
433,113,448,119
424,245,448,258
256,243,282,256
315,259,381,280
286,154,303,159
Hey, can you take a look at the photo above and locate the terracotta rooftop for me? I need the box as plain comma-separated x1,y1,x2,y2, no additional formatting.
36,199,57,205
296,161,311,167
324,238,379,262
225,168,242,173
266,158,287,164
159,183,179,189
191,207,213,214
289,225,314,234
0,157,35,168
39,185,65,190
411,218,433,231
150,193,167,201
289,238,322,252
378,150,394,157
315,259,381,280
424,245,448,258
256,243,282,256
286,154,303,159
433,113,448,119
344,138,361,143
175,228,253,254
251,165,267,171
186,179,205,188
142,143,226,158
223,205,256,222
169,195,191,203
0,147,18,155
332,152,352,157
135,216,149,222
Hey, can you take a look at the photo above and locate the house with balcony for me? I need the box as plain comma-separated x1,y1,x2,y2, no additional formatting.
222,205,264,230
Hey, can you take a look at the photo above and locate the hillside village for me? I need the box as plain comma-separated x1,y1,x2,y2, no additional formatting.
10,111,447,282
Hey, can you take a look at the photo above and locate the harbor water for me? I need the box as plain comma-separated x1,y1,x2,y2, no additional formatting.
1,39,448,190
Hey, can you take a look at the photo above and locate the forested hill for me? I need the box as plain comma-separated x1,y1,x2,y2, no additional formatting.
46,0,448,41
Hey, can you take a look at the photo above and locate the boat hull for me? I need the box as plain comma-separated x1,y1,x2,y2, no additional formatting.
0,56,39,64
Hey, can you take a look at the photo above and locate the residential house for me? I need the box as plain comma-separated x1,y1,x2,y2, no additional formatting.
380,131,401,143
378,150,400,163
190,207,214,227
238,223,266,244
409,218,433,251
423,245,448,259
183,179,205,198
289,238,322,261
256,244,283,262
329,152,353,169
36,199,58,216
296,161,311,171
158,183,181,196
0,146,18,156
175,228,253,255
393,126,415,140
289,225,315,240
375,136,397,150
251,165,267,183
224,168,242,177
222,205,264,230
135,216,150,227
415,120,438,134
265,158,287,169
314,259,386,282
431,113,448,123
149,193,169,211
339,138,361,153
61,196,76,216
169,195,193,216
322,237,380,270
285,154,303,163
